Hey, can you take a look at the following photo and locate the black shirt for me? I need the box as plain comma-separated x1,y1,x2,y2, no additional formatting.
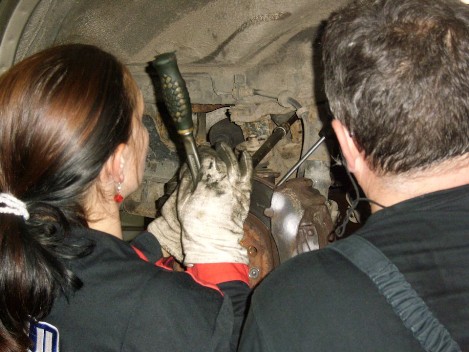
239,185,469,351
38,229,247,351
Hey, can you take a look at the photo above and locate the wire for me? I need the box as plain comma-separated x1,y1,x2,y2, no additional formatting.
334,155,387,238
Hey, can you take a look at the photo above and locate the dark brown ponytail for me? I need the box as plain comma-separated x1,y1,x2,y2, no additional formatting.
0,44,139,351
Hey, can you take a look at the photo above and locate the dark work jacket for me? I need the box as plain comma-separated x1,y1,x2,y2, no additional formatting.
239,184,469,352
37,229,249,352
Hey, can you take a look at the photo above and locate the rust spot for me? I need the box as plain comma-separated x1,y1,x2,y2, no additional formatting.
242,214,279,288
192,104,230,113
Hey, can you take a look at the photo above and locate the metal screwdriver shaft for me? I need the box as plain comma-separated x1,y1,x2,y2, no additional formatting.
276,136,325,186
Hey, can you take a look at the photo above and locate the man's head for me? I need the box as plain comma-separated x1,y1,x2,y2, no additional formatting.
323,0,469,176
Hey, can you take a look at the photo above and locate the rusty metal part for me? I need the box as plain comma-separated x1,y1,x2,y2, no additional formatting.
241,213,279,288
296,182,335,250
192,104,230,113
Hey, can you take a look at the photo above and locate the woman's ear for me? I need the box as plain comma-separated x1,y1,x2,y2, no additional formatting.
100,143,126,183
331,119,364,173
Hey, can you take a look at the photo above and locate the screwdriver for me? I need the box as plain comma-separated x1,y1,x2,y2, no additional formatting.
152,52,201,186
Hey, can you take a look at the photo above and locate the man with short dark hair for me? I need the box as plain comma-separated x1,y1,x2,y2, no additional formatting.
238,0,469,350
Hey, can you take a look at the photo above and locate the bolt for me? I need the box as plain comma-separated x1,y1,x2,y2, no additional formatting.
264,207,274,217
248,246,258,256
249,267,260,279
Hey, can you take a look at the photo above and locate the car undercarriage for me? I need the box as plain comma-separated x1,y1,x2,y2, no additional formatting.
0,0,365,286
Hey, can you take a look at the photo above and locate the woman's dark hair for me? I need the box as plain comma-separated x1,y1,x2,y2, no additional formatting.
323,0,469,174
0,44,139,351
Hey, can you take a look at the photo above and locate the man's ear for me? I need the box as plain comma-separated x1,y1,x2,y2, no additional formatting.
100,143,126,183
331,119,364,173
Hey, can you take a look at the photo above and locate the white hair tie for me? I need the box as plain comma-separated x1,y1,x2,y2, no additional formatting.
0,193,30,220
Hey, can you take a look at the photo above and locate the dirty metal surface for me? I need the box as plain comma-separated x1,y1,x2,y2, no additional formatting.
241,213,279,288
267,178,334,263
294,178,335,250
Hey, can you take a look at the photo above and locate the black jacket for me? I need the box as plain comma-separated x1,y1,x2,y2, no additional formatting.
239,185,469,351
36,229,249,351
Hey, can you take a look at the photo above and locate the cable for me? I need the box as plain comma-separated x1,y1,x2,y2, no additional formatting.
334,155,386,238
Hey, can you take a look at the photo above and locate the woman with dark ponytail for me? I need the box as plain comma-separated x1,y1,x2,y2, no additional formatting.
0,44,252,351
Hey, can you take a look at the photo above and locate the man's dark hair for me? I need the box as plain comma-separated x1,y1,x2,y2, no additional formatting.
323,0,469,174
